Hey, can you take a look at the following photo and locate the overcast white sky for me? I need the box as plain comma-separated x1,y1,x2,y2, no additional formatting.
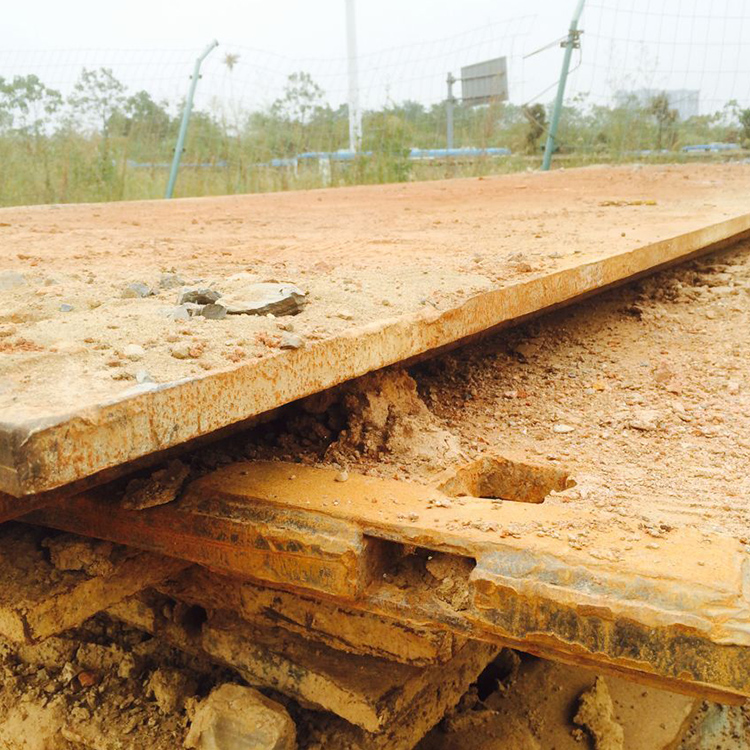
2,0,750,114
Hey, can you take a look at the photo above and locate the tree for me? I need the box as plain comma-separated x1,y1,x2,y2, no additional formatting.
739,108,750,145
113,90,172,140
271,72,325,125
0,75,62,135
649,92,677,149
522,103,546,154
68,68,126,136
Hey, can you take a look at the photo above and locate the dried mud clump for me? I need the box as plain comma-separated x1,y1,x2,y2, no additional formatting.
319,368,463,474
574,677,625,750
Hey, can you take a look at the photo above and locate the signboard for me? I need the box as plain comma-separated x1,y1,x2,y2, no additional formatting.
460,57,508,106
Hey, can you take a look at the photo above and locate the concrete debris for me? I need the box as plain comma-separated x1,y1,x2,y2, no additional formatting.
120,459,190,510
574,677,625,750
223,283,307,317
185,684,297,750
122,282,154,298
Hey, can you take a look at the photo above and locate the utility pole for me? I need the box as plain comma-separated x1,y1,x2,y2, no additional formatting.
446,73,456,150
542,0,585,170
345,0,362,153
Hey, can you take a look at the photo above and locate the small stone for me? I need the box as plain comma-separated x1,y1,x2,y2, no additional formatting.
170,343,193,359
77,671,99,688
335,471,349,483
177,287,222,305
59,303,74,312
337,309,354,320
123,344,145,361
158,273,185,290
146,668,195,714
199,303,228,320
628,408,661,431
60,662,80,685
122,282,154,299
279,333,304,350
0,271,27,290
552,424,575,434
135,369,154,385
121,459,190,510
185,684,296,750
165,305,191,321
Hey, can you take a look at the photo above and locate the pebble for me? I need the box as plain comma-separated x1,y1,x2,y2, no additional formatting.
135,369,153,384
59,303,74,312
165,305,191,321
170,343,194,359
123,344,145,361
335,471,349,483
122,282,153,299
0,271,26,290
200,303,228,320
628,408,662,431
552,424,575,434
159,273,185,290
279,333,304,350
337,309,354,320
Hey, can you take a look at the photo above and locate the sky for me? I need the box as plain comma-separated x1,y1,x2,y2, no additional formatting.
2,0,750,116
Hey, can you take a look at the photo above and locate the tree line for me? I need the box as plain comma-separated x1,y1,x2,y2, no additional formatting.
1,67,749,205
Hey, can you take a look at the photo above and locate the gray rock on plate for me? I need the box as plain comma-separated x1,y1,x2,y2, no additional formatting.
224,283,307,317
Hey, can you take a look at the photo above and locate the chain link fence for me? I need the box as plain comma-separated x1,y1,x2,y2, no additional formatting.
1,0,749,207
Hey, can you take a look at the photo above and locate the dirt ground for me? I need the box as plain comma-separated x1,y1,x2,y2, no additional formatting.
211,238,750,549
1,163,749,478
0,607,745,750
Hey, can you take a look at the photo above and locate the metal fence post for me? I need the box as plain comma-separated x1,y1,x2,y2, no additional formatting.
542,0,585,170
446,73,456,150
165,39,219,198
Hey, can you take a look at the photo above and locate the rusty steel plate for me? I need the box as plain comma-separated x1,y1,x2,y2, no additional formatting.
2,164,750,500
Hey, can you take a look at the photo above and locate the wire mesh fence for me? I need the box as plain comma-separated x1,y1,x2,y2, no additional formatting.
1,0,749,207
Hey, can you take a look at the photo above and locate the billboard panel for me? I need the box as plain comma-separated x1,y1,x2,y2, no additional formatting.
461,57,508,105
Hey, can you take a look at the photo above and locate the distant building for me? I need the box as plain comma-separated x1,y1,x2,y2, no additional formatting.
613,89,700,120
